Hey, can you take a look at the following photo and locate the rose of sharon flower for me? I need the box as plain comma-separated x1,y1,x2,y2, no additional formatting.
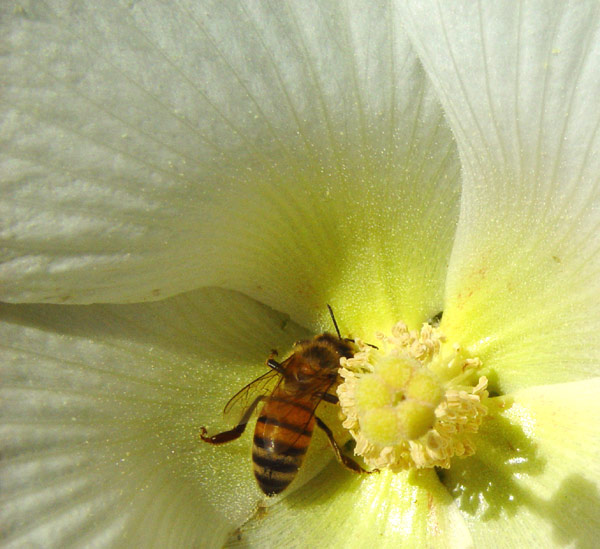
1,1,599,547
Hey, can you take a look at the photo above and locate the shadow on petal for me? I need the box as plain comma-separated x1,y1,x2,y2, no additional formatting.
436,407,546,520
545,475,600,549
438,400,599,548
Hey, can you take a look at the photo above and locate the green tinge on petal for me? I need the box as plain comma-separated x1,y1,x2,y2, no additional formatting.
438,380,600,548
228,467,472,548
2,1,460,325
444,219,599,393
400,0,600,392
0,288,309,546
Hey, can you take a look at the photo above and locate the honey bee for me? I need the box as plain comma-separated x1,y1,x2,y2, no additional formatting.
200,306,371,496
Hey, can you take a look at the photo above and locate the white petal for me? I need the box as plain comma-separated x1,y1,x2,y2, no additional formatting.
2,1,459,326
0,288,309,546
229,468,472,548
440,380,600,547
401,1,600,390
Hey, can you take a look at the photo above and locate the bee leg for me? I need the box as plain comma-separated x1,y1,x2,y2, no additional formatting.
266,358,285,374
429,310,443,326
200,396,265,445
316,392,338,404
315,416,374,474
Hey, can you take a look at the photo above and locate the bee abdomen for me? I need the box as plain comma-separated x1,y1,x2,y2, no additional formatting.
252,407,314,495
252,443,303,495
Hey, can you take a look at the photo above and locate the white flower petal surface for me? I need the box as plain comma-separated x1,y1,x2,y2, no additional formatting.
439,379,600,548
401,1,600,391
0,288,309,547
2,0,459,328
227,468,472,549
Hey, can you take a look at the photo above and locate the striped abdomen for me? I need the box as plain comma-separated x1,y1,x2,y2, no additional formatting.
252,392,316,496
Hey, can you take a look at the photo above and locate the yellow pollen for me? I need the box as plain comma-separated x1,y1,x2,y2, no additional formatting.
405,370,443,405
354,375,392,411
337,321,488,471
376,355,415,389
360,408,400,446
396,400,437,440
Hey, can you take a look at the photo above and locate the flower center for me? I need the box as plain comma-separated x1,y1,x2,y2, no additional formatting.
337,321,488,470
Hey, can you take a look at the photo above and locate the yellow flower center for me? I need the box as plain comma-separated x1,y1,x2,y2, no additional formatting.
337,321,488,470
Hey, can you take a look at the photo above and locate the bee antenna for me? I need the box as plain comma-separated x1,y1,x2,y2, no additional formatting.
327,304,342,339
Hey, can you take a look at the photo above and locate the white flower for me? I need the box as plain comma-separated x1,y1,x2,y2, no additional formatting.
1,1,599,547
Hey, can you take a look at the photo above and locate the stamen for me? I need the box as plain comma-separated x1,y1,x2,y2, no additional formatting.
337,322,488,471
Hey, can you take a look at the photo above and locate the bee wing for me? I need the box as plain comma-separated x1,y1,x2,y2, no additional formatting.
223,368,281,422
274,377,338,452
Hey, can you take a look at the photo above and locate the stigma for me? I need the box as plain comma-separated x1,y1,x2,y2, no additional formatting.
337,321,488,470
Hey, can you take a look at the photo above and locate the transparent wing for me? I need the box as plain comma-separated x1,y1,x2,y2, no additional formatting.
268,374,339,453
222,368,281,422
